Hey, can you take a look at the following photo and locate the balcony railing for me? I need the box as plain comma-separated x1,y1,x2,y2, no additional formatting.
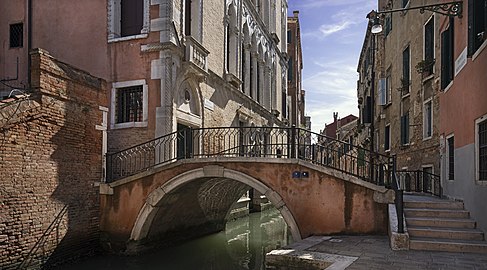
184,36,209,73
106,126,394,186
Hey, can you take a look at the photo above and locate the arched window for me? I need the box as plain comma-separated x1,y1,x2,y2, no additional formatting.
225,4,238,75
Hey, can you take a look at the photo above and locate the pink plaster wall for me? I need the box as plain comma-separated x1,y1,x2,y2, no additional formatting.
100,161,388,252
439,10,487,147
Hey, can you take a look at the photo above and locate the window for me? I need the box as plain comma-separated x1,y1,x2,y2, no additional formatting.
116,85,143,123
288,58,293,81
479,119,487,181
287,30,292,43
401,112,410,145
402,46,410,95
9,23,23,48
468,0,487,56
241,45,246,92
447,135,455,180
378,75,391,106
111,80,148,129
441,18,455,89
423,100,433,139
402,0,410,8
108,0,149,40
424,16,435,76
385,124,390,151
121,0,143,37
362,96,372,124
281,90,287,119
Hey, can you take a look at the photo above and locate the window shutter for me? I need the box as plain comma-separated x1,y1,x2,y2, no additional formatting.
468,0,474,56
363,96,372,124
403,47,410,82
405,113,409,144
378,78,386,105
441,30,449,89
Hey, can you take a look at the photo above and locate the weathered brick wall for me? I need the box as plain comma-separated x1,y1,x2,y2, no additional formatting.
0,49,107,269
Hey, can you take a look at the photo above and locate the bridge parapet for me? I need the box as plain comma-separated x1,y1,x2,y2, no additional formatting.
106,126,394,186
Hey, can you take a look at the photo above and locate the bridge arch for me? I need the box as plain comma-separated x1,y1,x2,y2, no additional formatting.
129,166,302,245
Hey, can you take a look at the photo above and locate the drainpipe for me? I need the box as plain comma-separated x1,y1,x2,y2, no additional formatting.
27,0,32,89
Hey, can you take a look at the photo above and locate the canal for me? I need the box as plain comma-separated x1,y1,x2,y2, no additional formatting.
56,207,293,270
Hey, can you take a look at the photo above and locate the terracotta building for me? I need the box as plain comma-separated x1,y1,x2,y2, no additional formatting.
438,0,487,232
287,10,306,127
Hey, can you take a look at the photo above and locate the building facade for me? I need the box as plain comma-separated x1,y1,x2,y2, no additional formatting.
287,10,305,127
0,0,290,267
1,0,290,154
358,0,487,233
438,0,487,232
358,0,442,175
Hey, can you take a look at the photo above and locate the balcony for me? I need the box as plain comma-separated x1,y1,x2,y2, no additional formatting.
184,36,209,75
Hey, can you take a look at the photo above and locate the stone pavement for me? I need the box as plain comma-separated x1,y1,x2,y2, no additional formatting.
267,235,487,270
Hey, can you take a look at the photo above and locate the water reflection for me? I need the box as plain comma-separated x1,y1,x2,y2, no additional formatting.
56,207,292,270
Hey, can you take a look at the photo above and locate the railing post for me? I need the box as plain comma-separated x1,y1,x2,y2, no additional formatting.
396,189,404,233
392,155,397,189
290,125,296,159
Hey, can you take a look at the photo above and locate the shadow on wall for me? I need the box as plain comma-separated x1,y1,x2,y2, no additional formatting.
2,49,108,269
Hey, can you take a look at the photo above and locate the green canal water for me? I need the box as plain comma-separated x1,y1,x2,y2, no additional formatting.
57,208,292,270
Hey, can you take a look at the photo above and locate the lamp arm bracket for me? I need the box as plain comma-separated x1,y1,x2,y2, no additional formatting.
377,1,463,18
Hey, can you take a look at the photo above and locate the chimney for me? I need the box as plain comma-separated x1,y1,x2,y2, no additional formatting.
293,10,299,18
333,112,338,122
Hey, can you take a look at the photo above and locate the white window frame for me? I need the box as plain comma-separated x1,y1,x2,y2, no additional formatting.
423,98,433,140
110,79,148,129
108,0,150,42
475,113,487,185
446,133,454,181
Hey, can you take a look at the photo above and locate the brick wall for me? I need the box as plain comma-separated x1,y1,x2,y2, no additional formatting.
0,49,107,269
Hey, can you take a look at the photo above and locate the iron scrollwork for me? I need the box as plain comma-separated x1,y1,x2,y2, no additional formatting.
419,2,463,18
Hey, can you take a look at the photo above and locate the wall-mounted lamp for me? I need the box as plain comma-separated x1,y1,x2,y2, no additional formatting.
367,1,463,34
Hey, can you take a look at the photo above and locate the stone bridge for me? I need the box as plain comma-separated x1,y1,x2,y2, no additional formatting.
99,157,394,253
99,126,395,253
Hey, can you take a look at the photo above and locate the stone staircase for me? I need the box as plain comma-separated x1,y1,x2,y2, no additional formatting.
404,195,487,253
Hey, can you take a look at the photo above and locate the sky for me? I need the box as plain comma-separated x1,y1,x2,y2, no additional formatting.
287,0,376,132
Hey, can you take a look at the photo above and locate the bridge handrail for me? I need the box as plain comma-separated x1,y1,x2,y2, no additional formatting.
106,126,394,186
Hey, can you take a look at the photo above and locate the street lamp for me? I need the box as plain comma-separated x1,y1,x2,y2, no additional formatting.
369,1,463,33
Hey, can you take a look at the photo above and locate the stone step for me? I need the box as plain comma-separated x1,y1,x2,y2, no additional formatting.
408,226,485,241
404,200,464,210
410,237,487,254
404,208,469,219
406,217,476,229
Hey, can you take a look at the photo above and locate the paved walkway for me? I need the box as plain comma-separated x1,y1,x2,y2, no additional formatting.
268,235,487,270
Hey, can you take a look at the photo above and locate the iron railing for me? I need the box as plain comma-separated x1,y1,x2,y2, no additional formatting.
106,126,394,185
396,170,442,197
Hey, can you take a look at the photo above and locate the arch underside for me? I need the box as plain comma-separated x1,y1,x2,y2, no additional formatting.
128,168,301,252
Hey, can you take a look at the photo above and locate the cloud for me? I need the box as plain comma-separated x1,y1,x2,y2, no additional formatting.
293,0,371,9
